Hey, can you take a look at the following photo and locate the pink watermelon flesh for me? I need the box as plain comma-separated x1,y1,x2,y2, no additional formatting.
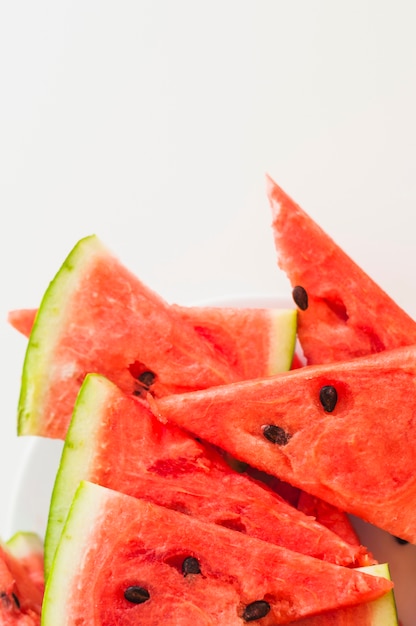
45,373,372,577
297,492,360,547
18,236,240,439
153,344,416,544
267,175,416,364
17,235,297,440
11,303,359,548
43,481,393,625
0,539,44,625
9,302,296,379
5,534,44,600
7,309,36,338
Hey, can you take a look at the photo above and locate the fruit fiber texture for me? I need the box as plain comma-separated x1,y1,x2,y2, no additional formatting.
293,564,397,625
45,373,370,576
267,175,416,364
0,533,44,625
8,304,296,380
42,481,393,626
153,344,416,544
16,235,296,440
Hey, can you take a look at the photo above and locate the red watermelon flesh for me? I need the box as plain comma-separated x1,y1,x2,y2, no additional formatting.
7,309,37,338
11,303,358,547
0,535,44,625
297,492,360,547
5,534,44,600
45,373,372,577
243,466,360,546
42,481,393,625
17,236,239,439
293,564,397,625
266,175,416,364
171,303,296,377
17,235,298,440
8,302,296,379
152,344,416,544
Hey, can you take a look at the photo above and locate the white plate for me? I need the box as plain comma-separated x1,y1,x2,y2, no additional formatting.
7,294,416,625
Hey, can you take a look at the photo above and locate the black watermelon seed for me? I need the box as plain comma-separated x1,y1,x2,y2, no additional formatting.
0,592,12,609
182,556,201,576
319,385,338,413
292,285,308,311
124,586,150,604
243,600,271,622
12,593,20,609
263,424,292,446
138,370,156,388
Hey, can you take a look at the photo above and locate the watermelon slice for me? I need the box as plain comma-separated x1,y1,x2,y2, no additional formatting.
17,235,296,439
42,481,393,625
44,373,371,577
152,344,416,543
9,302,296,379
267,175,416,364
5,533,44,599
12,299,360,550
294,563,397,625
0,533,44,625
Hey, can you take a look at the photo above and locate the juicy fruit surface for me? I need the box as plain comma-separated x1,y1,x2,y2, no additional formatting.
17,235,297,439
17,235,238,439
9,176,413,623
294,564,397,625
45,373,370,576
9,305,297,378
42,481,393,626
153,344,416,543
0,533,44,625
267,175,416,364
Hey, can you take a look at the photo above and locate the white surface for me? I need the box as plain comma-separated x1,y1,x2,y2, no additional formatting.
1,1,416,621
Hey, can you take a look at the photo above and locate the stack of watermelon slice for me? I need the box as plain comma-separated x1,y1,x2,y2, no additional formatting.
8,175,414,623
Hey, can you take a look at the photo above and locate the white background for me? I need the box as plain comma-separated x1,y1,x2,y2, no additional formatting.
1,1,416,539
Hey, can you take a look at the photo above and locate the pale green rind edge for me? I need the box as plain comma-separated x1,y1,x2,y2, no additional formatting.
357,563,398,624
6,531,44,558
42,481,110,626
17,235,107,436
267,308,298,374
43,373,112,577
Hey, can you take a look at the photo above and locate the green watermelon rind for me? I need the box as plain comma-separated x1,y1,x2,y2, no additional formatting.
6,531,44,560
42,482,108,624
267,308,297,374
43,373,111,577
17,235,105,437
356,564,398,624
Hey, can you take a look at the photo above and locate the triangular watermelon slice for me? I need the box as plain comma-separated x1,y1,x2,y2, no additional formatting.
152,344,416,543
42,481,393,625
9,302,296,379
17,235,296,439
44,373,371,577
293,563,397,625
267,175,416,364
